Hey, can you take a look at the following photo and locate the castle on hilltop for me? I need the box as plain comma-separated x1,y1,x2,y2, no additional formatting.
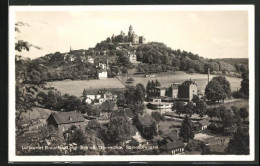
110,25,146,45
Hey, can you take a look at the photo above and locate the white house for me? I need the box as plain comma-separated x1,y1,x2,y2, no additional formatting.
97,70,107,79
87,56,94,64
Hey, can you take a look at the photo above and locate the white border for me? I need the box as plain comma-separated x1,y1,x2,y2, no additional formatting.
9,5,255,162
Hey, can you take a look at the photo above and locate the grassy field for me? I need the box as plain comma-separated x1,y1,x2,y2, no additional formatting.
124,71,242,91
46,71,242,97
46,78,125,97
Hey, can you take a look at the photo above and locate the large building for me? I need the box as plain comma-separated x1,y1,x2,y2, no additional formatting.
111,25,146,45
178,80,198,101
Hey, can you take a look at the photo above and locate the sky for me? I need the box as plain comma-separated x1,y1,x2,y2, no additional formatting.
14,10,248,59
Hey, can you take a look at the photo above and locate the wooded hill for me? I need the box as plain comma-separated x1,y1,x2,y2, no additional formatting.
15,40,249,84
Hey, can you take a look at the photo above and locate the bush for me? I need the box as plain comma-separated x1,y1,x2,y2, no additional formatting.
232,91,244,98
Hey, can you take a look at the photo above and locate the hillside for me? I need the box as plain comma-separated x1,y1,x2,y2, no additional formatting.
15,39,248,85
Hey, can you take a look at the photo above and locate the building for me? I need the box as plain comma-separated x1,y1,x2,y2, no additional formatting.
195,119,210,131
127,51,138,63
82,89,117,104
87,56,94,64
168,83,179,98
99,101,118,119
111,25,145,45
178,79,198,101
46,111,85,134
134,113,158,134
159,140,185,155
97,69,107,79
129,125,148,145
82,89,102,101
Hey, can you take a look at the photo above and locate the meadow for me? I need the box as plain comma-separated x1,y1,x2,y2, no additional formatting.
126,71,242,92
46,71,242,97
46,78,125,97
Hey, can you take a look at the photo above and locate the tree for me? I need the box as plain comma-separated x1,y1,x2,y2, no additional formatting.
205,77,230,103
179,115,194,142
212,76,231,98
63,125,86,146
151,112,164,122
192,95,200,104
240,72,249,97
183,101,194,117
142,121,158,139
135,84,145,102
36,91,47,105
172,101,185,116
121,68,128,75
195,99,207,118
231,106,241,125
239,107,248,122
101,116,132,145
226,127,249,154
206,108,214,120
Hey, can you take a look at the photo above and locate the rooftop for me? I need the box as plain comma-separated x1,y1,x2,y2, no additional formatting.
159,140,184,151
136,113,156,127
181,80,197,86
49,111,84,125
198,119,210,126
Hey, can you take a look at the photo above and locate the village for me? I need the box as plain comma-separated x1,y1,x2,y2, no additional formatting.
15,25,249,156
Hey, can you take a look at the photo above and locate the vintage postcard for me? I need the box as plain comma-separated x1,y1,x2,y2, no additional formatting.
9,5,255,162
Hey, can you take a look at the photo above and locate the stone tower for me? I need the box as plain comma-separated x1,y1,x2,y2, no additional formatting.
128,25,133,36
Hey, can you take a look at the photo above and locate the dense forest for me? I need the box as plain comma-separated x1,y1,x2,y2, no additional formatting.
15,39,249,85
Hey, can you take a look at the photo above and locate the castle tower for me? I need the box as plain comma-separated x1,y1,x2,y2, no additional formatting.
128,25,133,36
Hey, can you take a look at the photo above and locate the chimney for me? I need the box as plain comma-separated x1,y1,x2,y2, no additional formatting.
208,68,210,83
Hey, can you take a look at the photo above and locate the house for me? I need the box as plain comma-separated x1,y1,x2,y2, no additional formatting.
159,130,180,147
195,119,210,131
134,113,158,134
99,101,118,118
82,89,102,101
46,111,85,134
178,79,198,101
87,56,94,64
129,125,148,145
159,140,185,155
127,51,138,63
148,86,168,98
97,60,109,70
97,69,107,79
168,83,179,98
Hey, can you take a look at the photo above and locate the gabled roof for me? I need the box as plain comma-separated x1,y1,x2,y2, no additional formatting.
136,113,156,127
198,119,210,126
181,80,197,86
159,140,184,151
49,111,84,125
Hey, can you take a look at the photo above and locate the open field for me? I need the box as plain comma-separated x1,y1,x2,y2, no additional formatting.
122,71,242,91
46,71,242,97
194,132,230,154
46,78,125,97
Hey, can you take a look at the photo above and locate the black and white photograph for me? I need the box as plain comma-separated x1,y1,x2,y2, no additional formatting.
8,5,255,162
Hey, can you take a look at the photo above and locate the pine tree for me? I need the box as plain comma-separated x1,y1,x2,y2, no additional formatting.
179,115,194,142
